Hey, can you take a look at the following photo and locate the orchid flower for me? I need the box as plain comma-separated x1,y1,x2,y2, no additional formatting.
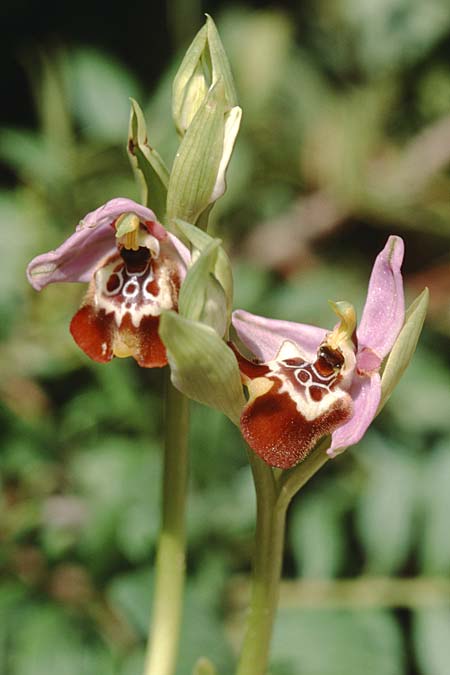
232,236,405,469
27,198,189,367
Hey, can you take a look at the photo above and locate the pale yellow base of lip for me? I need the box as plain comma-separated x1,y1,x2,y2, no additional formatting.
246,376,274,404
113,334,136,359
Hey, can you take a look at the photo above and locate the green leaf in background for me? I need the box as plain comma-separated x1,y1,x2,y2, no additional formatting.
10,604,113,675
65,47,141,143
188,466,255,541
108,570,232,675
355,432,418,575
159,311,245,424
379,287,429,412
127,98,169,221
219,9,292,116
120,649,146,675
176,586,232,675
271,608,404,675
192,657,218,675
32,54,73,150
108,567,154,636
71,439,161,564
231,261,273,315
419,437,450,574
0,584,26,672
188,403,248,488
413,609,450,675
341,0,450,75
386,346,450,435
290,487,348,579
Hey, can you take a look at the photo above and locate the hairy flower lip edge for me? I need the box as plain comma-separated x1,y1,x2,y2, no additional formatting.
231,235,406,466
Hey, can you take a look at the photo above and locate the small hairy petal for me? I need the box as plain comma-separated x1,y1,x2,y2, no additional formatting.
232,309,327,363
357,236,405,360
328,373,381,457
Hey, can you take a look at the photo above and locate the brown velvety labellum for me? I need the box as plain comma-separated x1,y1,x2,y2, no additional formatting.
70,306,115,363
70,306,168,368
240,380,351,469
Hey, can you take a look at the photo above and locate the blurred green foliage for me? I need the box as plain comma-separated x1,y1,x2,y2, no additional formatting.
1,1,450,674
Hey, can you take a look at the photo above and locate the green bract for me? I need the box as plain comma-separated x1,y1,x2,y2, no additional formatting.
175,219,233,336
379,287,429,412
179,239,228,337
172,15,237,136
167,81,225,226
159,311,245,425
167,84,241,230
127,98,169,220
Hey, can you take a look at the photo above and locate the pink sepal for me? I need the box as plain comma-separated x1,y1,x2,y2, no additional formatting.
328,372,381,456
357,236,405,360
232,309,327,362
26,198,184,291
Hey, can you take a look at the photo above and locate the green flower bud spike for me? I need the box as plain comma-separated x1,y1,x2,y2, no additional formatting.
168,16,241,231
172,14,237,136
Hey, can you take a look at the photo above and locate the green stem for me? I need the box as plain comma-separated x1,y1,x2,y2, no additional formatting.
235,441,332,675
235,455,285,675
144,373,190,675
278,439,330,513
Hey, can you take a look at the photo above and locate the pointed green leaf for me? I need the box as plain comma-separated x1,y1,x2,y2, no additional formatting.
127,98,169,221
159,311,245,424
167,81,226,227
175,218,234,317
379,287,429,412
205,15,238,108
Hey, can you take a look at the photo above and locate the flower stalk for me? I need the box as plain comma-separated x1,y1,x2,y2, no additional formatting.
235,454,284,675
144,373,190,675
235,440,331,675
